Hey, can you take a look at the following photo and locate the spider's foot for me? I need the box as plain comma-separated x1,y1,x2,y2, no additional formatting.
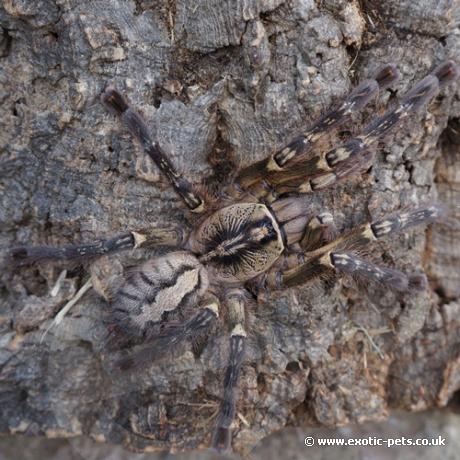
433,60,459,87
408,273,428,292
374,63,400,89
8,246,63,267
212,426,232,453
101,86,130,116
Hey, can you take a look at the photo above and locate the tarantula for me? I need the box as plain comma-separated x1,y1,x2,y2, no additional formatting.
9,60,458,451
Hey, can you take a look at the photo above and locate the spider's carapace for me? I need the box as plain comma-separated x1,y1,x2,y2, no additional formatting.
190,203,285,283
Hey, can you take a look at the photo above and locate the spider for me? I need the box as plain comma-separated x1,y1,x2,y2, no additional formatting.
8,59,458,452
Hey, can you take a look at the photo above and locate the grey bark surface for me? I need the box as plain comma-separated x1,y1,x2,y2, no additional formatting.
1,410,460,460
0,0,459,456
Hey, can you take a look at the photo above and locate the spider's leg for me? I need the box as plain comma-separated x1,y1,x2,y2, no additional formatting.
113,294,220,368
101,87,206,213
232,63,399,193
327,251,425,291
266,205,441,289
299,212,336,251
8,227,184,267
276,61,459,195
267,211,336,283
212,289,247,452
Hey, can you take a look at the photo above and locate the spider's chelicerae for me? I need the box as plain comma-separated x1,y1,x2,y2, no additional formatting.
10,60,458,451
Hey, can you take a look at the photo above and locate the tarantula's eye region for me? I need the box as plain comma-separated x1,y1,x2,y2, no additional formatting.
112,251,209,336
190,203,285,283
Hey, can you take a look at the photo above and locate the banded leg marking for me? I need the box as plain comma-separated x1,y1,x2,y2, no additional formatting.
370,206,441,238
101,87,205,213
10,227,184,267
329,251,410,291
234,64,400,190
10,233,134,266
285,61,459,194
115,295,220,369
212,290,247,452
300,212,336,251
268,205,441,290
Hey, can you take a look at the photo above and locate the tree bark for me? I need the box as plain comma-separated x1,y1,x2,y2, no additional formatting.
1,0,459,455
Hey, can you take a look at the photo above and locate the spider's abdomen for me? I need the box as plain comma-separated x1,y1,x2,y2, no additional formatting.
190,203,285,283
112,251,209,335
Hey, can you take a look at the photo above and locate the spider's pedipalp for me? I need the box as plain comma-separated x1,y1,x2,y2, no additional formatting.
102,86,206,213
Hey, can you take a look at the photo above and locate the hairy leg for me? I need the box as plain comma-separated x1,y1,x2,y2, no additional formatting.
101,87,206,213
233,64,399,192
327,251,426,291
212,289,247,452
275,61,459,195
299,212,336,251
113,294,220,368
265,206,441,289
9,227,184,267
